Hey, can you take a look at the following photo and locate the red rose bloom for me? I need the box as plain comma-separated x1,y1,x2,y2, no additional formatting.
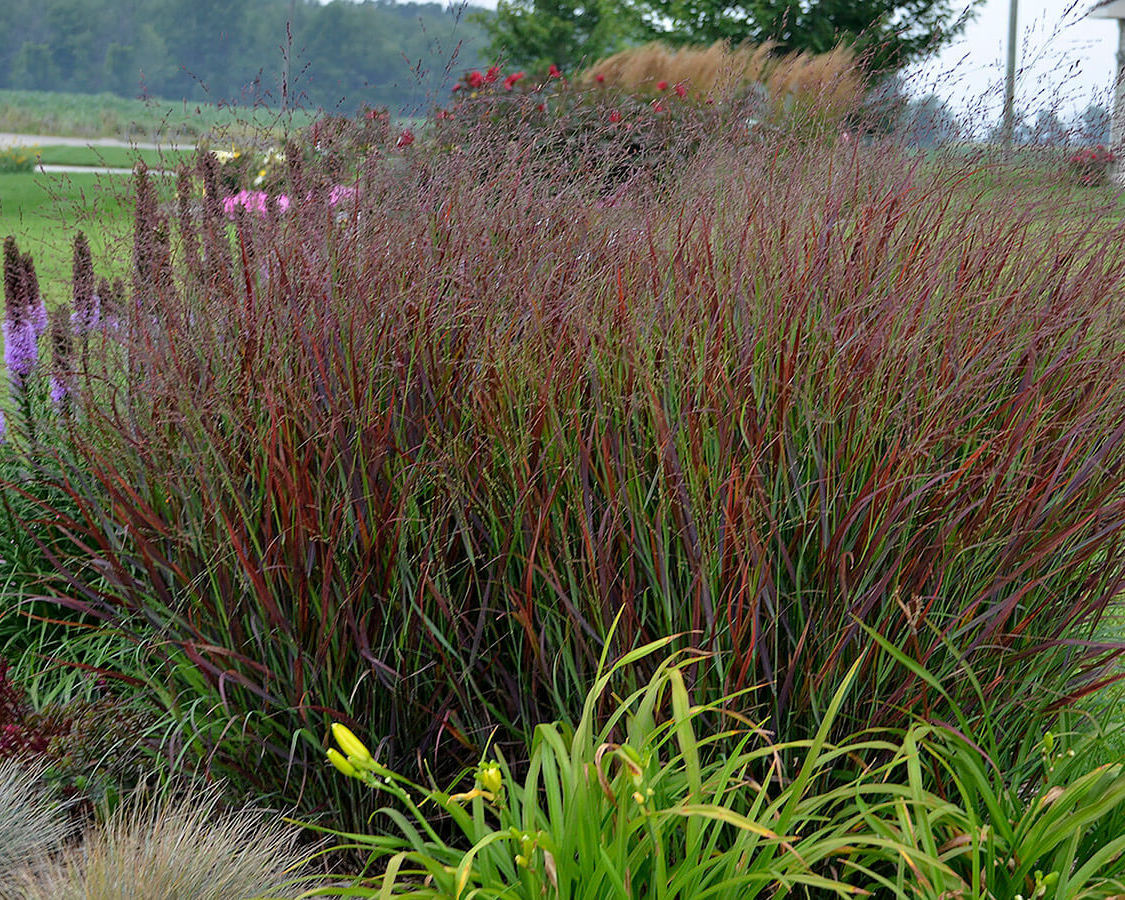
467,70,485,89
656,80,668,91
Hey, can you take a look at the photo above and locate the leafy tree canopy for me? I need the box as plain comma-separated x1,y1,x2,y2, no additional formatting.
475,0,638,73
572,0,981,74
0,0,493,112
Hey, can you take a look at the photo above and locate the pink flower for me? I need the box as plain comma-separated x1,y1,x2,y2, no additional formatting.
503,72,525,91
656,80,667,91
548,64,562,78
276,195,291,212
328,185,357,206
397,129,415,149
452,84,462,92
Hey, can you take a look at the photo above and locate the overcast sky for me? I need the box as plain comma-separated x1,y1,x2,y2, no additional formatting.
909,0,1119,118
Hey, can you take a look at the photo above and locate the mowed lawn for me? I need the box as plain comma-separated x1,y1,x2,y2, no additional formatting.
0,170,139,301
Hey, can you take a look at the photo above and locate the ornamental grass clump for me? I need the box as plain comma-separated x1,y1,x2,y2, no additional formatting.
582,40,863,132
12,89,1125,836
0,759,71,898
17,784,312,900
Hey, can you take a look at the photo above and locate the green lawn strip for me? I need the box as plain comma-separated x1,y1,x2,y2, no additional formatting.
0,171,136,302
30,145,196,170
0,88,316,143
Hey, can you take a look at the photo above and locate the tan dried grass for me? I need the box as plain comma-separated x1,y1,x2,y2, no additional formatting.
0,760,73,900
580,41,864,122
14,784,313,900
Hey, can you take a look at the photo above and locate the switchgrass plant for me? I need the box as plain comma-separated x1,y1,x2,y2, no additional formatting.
16,783,313,900
10,85,1125,833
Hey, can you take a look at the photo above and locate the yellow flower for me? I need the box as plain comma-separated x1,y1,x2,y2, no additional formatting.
478,763,502,796
326,747,359,778
449,787,491,804
331,723,374,766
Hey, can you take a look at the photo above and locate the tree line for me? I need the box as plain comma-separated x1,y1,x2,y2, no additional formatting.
0,0,491,112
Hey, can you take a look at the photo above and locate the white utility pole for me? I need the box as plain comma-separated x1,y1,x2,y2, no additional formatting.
1001,0,1018,149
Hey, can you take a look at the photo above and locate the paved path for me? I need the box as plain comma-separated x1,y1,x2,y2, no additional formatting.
0,132,186,151
36,163,172,175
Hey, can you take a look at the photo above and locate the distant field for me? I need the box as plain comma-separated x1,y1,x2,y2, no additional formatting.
0,171,138,299
0,88,315,143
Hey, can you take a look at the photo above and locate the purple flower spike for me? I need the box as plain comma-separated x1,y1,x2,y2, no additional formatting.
49,375,68,406
3,318,38,382
30,298,47,338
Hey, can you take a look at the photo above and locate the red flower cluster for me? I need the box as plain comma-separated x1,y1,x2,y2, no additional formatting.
608,110,622,123
396,129,415,149
656,80,668,91
674,83,687,98
1069,144,1116,166
456,64,530,94
548,64,562,79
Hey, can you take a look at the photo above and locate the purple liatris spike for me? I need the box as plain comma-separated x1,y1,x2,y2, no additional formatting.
49,307,72,407
3,237,21,319
3,317,37,382
21,253,46,338
72,232,99,332
49,375,67,406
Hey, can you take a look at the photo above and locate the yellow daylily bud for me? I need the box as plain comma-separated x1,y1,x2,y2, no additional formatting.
326,748,359,778
332,723,374,766
478,763,502,796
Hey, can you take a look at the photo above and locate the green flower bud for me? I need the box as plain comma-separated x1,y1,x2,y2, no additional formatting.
326,747,359,778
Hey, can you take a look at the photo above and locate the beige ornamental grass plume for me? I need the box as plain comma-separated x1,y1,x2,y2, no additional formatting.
0,758,73,900
16,784,313,900
581,40,864,127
